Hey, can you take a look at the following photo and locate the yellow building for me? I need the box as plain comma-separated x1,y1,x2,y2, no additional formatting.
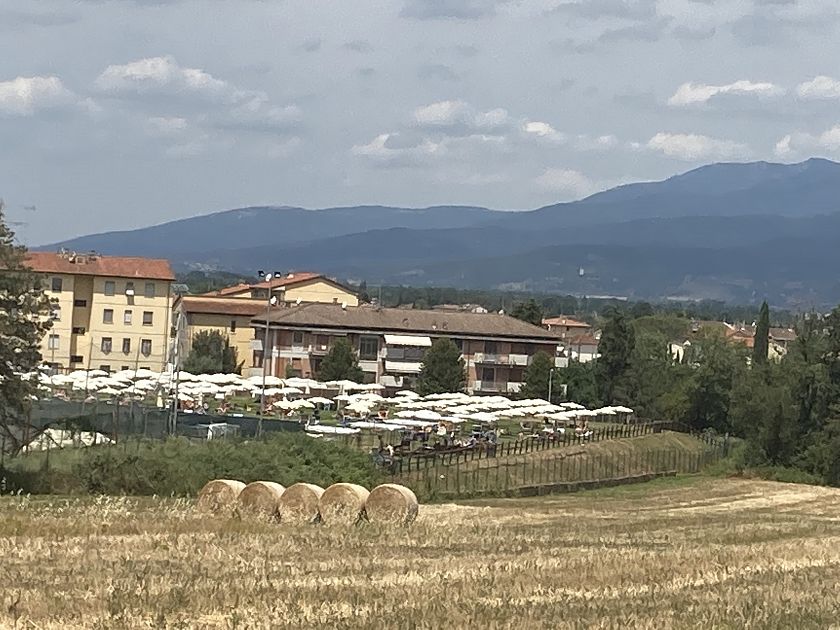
27,252,175,373
204,272,359,307
172,296,264,373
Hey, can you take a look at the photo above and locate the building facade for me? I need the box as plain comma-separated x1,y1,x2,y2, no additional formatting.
542,315,592,339
172,296,263,373
27,252,174,373
204,272,359,307
250,303,562,393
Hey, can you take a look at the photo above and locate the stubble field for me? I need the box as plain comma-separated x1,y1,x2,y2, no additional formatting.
2,477,840,629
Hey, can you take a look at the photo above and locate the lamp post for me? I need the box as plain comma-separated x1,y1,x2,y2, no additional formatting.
257,270,282,438
548,366,555,403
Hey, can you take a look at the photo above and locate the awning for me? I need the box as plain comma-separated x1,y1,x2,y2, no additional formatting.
384,334,432,347
385,361,423,374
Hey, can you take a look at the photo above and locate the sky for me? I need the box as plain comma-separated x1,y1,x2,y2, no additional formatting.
2,0,840,244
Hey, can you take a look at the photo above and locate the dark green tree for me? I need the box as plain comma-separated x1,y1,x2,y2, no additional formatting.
358,280,371,304
680,333,745,432
510,299,544,327
0,202,53,451
557,361,600,408
416,338,466,395
316,338,364,382
182,330,243,374
752,301,770,365
622,331,678,418
594,308,636,404
520,352,557,402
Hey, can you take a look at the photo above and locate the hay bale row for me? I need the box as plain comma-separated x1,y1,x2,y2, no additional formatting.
197,479,418,525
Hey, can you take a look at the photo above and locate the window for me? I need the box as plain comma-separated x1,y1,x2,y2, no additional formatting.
125,281,135,295
140,339,152,356
144,282,156,298
292,331,304,345
103,309,114,324
142,311,153,326
72,326,86,335
359,335,379,360
104,281,115,296
511,342,528,354
122,338,131,354
70,355,83,364
101,337,113,353
453,338,464,351
100,365,111,374
124,310,133,325
51,277,63,292
121,365,130,371
47,334,59,350
485,341,498,354
481,367,495,383
73,299,87,308
230,319,237,332
50,305,61,321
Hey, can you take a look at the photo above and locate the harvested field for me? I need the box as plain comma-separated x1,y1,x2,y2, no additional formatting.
2,477,840,628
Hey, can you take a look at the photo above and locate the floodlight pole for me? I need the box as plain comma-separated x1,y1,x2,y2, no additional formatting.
257,271,281,438
548,367,555,403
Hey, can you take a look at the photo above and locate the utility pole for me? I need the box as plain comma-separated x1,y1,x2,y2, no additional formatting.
257,270,282,438
548,367,555,403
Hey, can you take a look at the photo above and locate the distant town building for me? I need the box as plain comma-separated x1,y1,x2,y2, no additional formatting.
202,272,358,307
26,251,175,373
250,303,563,393
542,315,592,339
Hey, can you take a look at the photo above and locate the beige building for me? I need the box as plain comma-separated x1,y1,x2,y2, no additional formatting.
204,272,359,307
27,252,175,373
251,303,562,393
172,296,264,373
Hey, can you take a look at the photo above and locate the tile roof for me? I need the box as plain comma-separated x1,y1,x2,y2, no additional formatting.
542,315,591,328
250,272,327,290
259,303,562,342
203,283,253,297
769,327,797,342
176,296,264,317
26,252,175,281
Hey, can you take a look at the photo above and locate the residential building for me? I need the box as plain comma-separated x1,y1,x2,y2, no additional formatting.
172,296,264,373
26,251,174,373
203,272,359,307
250,303,562,393
565,332,600,363
542,315,592,339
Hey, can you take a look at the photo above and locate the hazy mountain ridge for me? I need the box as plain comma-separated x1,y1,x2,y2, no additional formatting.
38,159,840,307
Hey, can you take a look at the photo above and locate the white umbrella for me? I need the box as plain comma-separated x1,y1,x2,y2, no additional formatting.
468,412,499,422
349,421,408,431
290,399,315,410
278,387,303,395
396,390,419,398
307,397,333,406
306,425,360,435
273,400,293,410
247,375,284,387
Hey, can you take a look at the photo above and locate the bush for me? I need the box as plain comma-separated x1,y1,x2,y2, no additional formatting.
3,434,384,496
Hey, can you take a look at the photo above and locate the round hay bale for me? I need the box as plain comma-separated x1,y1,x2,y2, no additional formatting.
278,483,325,524
365,484,419,525
196,479,246,514
238,481,286,519
318,483,370,525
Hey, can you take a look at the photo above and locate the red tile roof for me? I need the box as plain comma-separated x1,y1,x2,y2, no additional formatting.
250,271,324,290
202,283,253,297
176,296,264,317
542,316,591,329
26,252,175,281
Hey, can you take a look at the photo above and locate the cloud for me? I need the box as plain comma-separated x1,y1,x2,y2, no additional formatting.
774,126,840,157
597,18,671,43
95,56,230,99
534,168,594,196
552,0,656,20
668,80,783,106
417,64,460,81
646,132,749,160
0,76,81,116
524,120,566,143
351,132,444,167
400,0,500,20
796,76,840,100
0,9,81,29
342,40,374,53
412,100,512,135
299,38,322,53
145,116,188,137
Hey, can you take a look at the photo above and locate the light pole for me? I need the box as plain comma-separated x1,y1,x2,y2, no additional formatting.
257,270,282,438
548,366,555,403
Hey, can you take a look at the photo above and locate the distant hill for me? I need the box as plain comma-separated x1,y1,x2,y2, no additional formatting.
37,158,840,307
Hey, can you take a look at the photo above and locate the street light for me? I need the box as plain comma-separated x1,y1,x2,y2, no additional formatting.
257,270,282,437
548,366,556,403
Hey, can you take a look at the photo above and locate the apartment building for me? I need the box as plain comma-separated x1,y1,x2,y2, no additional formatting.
27,251,174,372
203,272,359,307
172,296,263,373
250,303,562,393
542,315,592,339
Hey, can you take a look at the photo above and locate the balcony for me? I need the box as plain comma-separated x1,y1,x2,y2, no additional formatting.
506,382,524,394
555,356,569,368
508,354,529,366
473,380,501,393
472,352,500,364
310,344,330,356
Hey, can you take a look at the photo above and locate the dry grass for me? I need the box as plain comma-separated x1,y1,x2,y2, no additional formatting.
2,478,840,628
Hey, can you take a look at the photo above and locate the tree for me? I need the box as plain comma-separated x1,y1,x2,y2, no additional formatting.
622,331,678,418
752,300,770,365
0,202,53,451
416,338,466,395
520,352,556,402
510,299,543,327
680,333,745,433
316,338,364,382
182,330,243,374
594,308,635,404
557,361,600,408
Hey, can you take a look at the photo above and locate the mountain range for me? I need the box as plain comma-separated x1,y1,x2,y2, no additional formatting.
39,158,840,308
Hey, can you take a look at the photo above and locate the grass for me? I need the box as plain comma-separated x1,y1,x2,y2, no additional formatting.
2,476,839,628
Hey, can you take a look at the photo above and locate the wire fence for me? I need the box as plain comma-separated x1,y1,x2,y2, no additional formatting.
397,436,729,501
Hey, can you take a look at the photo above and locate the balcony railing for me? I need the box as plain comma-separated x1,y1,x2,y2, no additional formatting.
508,354,529,366
473,380,501,392
472,353,500,364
